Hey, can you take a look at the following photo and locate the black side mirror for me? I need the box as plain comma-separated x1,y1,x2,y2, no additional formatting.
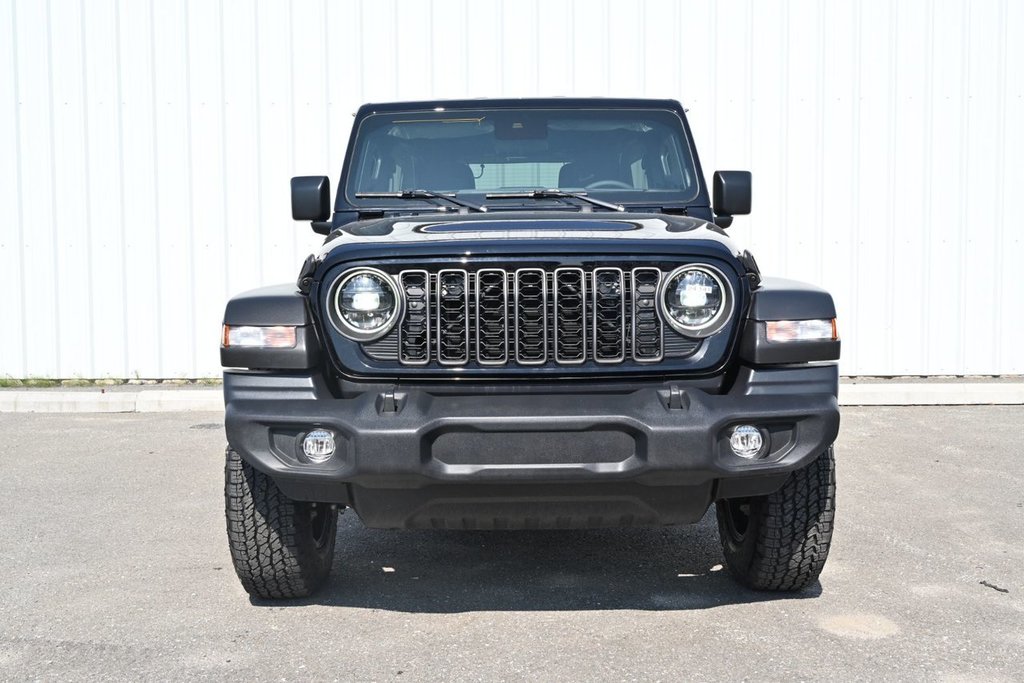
291,175,331,222
712,171,752,228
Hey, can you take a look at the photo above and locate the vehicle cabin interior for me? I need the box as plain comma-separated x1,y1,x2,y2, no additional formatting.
350,109,699,198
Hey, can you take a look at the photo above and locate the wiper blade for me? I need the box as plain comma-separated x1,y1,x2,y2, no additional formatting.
484,189,625,212
355,189,487,213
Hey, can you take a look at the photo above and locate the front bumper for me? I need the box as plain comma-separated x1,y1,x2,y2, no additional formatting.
224,365,839,529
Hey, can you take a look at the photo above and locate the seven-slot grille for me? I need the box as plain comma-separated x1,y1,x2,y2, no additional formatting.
380,266,701,368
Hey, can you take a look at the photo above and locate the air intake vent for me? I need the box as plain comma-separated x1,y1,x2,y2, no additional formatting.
398,270,430,365
631,268,663,362
514,269,548,365
476,269,509,365
592,268,626,363
554,268,586,364
437,270,469,365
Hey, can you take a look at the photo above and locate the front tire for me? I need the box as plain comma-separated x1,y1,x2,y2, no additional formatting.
715,446,836,591
224,447,338,599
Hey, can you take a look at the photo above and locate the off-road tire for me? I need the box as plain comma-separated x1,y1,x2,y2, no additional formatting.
715,446,836,591
224,447,338,599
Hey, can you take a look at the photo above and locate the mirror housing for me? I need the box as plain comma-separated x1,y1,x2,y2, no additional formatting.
712,171,752,228
291,175,331,222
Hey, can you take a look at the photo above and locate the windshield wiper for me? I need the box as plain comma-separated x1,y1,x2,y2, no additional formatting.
355,190,487,213
485,189,625,212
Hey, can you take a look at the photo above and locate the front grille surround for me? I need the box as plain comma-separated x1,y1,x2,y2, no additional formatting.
321,257,742,379
386,265,707,368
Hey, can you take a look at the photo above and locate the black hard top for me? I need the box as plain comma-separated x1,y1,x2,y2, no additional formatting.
354,97,685,115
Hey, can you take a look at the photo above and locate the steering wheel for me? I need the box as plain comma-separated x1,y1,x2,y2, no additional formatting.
585,180,632,190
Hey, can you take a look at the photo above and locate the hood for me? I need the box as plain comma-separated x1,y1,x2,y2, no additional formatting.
317,211,739,258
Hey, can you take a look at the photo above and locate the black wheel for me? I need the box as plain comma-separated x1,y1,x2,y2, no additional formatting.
224,447,338,599
715,446,836,591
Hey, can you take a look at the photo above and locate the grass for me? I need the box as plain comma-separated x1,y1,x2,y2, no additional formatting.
0,377,222,388
0,378,59,388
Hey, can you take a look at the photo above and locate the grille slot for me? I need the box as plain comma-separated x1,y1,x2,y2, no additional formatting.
514,268,548,365
398,270,430,365
553,268,587,364
475,269,509,365
592,268,626,363
436,270,470,366
631,268,663,362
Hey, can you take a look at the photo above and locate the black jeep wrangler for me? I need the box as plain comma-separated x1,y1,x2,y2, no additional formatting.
221,98,840,599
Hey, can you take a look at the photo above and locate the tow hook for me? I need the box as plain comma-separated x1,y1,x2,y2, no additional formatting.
667,385,689,410
378,389,401,414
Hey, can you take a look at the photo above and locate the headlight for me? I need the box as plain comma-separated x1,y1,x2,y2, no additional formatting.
660,265,733,337
331,268,401,340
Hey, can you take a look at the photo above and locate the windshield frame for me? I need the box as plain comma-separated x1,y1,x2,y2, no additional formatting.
337,103,706,214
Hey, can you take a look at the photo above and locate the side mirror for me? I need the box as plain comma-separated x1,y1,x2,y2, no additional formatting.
291,175,331,222
712,171,751,228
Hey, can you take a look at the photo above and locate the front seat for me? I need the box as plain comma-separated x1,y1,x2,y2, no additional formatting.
419,161,475,191
557,162,627,189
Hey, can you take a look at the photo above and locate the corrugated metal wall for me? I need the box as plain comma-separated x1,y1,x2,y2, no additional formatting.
1,0,1021,379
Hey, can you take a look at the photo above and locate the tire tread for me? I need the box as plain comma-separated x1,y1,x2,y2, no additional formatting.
224,447,335,599
718,447,836,591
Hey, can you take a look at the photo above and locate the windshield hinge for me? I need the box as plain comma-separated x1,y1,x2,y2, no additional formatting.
296,254,316,294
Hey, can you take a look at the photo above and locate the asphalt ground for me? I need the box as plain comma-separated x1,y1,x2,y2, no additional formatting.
1,407,1021,681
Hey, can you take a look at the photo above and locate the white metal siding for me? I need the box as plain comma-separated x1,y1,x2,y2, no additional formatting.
1,0,1021,378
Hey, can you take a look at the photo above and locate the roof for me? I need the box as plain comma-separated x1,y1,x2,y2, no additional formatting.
354,97,685,116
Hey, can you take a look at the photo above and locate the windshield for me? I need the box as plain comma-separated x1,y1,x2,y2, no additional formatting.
344,108,700,208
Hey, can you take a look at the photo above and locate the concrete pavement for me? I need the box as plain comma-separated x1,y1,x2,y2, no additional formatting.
4,381,1024,413
0,407,1021,680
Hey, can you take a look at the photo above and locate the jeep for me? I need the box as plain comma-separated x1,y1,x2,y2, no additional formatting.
221,98,840,599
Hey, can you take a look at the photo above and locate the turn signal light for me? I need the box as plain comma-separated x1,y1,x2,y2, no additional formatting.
765,319,838,343
221,325,297,348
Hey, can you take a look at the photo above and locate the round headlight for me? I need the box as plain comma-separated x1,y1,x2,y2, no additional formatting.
331,268,401,341
661,265,733,337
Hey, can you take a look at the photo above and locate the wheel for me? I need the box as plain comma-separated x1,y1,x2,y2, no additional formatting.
224,447,338,599
715,446,836,591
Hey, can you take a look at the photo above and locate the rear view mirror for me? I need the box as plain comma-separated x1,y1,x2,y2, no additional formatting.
291,176,331,222
712,171,752,228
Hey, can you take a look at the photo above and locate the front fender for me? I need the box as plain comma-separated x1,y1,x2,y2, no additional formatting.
221,284,320,370
738,277,841,366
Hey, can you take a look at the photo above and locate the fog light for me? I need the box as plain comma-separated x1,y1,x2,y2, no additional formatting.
302,429,336,463
729,425,764,459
